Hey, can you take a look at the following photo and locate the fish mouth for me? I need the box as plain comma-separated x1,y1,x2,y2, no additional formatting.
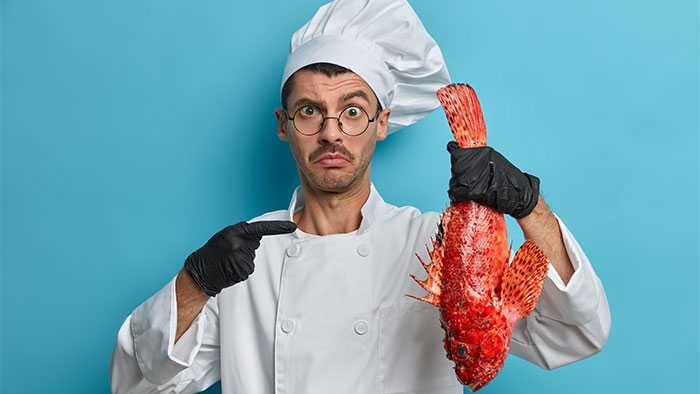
454,365,486,392
459,379,483,392
455,366,477,391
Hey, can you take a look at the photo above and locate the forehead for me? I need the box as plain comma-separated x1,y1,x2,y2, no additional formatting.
289,69,377,106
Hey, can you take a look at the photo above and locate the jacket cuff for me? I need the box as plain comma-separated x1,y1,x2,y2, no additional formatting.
169,274,207,366
130,274,206,385
533,212,602,326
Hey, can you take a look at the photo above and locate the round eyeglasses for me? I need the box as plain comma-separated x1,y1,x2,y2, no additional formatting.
284,104,380,136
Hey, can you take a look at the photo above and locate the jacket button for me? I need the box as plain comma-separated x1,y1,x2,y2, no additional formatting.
353,320,369,335
286,244,301,257
280,319,295,334
356,244,370,257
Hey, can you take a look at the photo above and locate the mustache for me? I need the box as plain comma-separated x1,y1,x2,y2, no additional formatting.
309,144,353,162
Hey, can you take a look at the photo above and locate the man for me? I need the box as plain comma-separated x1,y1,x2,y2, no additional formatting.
109,0,611,393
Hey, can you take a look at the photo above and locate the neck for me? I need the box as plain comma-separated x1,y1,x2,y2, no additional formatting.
293,175,371,236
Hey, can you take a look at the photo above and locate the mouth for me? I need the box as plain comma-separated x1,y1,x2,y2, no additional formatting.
315,153,350,167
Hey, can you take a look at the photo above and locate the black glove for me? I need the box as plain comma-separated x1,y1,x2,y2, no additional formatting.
184,220,297,297
447,141,540,219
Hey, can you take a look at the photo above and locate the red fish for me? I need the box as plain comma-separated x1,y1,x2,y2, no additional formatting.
408,83,550,391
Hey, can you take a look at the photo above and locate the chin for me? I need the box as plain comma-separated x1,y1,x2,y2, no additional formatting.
317,179,354,191
309,171,357,192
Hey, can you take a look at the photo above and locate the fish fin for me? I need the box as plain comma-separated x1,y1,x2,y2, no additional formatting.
500,239,549,323
407,238,445,308
409,272,441,297
436,83,487,147
406,292,441,307
415,252,430,271
409,248,442,296
421,233,446,282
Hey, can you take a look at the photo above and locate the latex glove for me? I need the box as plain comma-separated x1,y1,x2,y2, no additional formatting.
184,220,297,296
447,141,540,219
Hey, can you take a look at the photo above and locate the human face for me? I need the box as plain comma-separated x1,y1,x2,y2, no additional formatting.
275,70,390,193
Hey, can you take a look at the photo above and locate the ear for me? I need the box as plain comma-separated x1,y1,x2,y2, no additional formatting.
375,108,391,141
275,108,289,141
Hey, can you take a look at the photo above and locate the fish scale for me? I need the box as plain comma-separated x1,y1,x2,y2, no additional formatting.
407,83,550,391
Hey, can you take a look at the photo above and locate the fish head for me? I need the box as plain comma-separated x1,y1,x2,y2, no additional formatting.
440,299,510,391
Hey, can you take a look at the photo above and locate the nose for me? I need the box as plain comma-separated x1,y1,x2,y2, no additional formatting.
317,117,344,143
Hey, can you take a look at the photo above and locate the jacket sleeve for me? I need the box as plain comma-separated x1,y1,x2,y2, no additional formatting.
508,212,612,370
109,274,222,393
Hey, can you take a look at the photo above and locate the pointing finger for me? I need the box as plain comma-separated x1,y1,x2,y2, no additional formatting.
241,220,298,237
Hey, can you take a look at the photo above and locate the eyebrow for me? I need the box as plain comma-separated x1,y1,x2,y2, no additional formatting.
291,90,372,112
292,97,326,112
341,90,371,104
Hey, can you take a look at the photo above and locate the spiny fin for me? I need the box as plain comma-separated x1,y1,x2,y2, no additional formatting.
436,83,487,148
410,269,441,296
500,239,549,323
406,292,441,307
407,236,445,307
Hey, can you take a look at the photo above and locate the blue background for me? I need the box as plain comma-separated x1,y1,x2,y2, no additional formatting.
2,1,698,393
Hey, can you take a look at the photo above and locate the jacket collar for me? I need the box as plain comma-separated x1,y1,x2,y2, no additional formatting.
286,182,387,237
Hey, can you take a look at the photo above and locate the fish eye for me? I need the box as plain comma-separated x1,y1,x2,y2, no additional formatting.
457,345,467,357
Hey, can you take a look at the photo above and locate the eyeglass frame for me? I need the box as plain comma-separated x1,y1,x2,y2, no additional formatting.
283,104,382,137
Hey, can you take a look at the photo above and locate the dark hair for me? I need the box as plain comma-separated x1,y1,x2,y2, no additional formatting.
281,62,382,112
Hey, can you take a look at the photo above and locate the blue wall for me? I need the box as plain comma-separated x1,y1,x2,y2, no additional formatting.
2,1,697,393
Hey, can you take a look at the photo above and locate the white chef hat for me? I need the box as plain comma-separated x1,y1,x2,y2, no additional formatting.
280,0,451,134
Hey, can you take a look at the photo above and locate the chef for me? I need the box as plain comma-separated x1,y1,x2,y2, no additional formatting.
109,0,611,393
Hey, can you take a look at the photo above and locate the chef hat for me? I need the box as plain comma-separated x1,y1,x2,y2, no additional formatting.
280,0,451,134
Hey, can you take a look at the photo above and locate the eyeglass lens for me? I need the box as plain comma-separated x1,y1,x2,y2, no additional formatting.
293,106,370,136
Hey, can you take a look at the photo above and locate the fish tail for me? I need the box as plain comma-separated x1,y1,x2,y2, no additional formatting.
436,83,487,148
499,240,549,324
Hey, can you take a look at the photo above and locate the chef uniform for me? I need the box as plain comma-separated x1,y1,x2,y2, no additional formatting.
109,0,611,393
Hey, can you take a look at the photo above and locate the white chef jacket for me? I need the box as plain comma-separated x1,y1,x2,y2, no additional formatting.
110,182,611,394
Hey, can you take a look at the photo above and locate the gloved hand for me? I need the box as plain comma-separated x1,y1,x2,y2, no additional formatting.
447,141,540,219
184,220,297,297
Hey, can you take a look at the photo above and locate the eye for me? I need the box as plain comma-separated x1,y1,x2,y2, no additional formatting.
299,105,319,117
344,106,363,118
457,345,467,358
